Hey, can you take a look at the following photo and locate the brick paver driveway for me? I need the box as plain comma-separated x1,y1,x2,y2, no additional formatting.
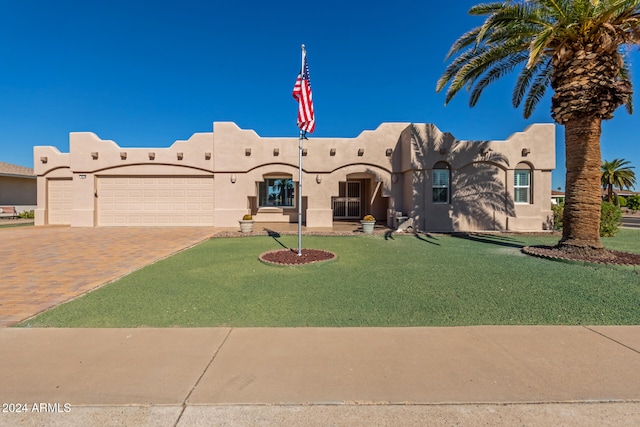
0,226,215,327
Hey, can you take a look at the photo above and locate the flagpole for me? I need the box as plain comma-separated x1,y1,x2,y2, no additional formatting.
297,44,305,256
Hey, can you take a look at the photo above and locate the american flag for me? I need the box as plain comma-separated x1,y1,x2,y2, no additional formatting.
292,48,315,134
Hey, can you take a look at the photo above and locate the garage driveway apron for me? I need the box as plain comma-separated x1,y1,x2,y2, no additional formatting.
0,226,215,327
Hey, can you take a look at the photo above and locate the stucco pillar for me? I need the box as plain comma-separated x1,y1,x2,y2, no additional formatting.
71,174,96,227
34,176,47,226
303,173,333,228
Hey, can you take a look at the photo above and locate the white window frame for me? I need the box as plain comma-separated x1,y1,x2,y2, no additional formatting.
258,177,296,208
432,166,450,204
514,169,531,204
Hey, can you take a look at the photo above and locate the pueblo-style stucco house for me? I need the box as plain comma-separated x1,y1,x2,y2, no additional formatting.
33,121,555,231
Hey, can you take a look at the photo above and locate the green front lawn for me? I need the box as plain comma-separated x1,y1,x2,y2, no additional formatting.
18,230,640,327
0,221,33,229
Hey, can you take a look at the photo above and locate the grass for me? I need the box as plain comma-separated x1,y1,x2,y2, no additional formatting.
0,221,33,229
17,229,640,328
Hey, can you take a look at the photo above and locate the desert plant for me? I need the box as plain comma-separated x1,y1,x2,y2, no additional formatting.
362,215,375,222
242,214,253,221
600,202,622,237
19,210,35,219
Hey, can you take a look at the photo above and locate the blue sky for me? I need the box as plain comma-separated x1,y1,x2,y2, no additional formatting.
1,0,639,191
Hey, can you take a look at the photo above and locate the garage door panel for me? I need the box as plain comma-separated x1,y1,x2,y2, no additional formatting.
48,179,73,225
98,177,214,226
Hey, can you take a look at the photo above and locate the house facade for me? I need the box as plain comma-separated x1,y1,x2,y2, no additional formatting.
33,121,555,231
0,161,37,212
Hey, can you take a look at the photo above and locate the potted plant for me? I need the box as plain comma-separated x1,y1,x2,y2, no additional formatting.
239,214,254,233
360,214,376,234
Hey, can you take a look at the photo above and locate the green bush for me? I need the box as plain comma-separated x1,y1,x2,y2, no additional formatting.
600,202,622,237
627,195,640,212
552,202,622,237
551,203,563,230
617,195,628,207
18,210,34,219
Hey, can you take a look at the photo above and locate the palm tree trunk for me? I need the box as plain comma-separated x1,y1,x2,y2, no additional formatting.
559,116,604,250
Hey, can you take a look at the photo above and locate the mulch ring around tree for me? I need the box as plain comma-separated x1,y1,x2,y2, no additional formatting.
259,248,337,266
522,245,640,267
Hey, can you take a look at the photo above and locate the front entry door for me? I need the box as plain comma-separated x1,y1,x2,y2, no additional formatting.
333,181,361,219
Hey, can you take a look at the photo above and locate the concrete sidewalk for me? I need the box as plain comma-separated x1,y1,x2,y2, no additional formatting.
1,326,639,426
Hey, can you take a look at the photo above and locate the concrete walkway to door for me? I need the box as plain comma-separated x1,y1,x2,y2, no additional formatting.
0,226,215,327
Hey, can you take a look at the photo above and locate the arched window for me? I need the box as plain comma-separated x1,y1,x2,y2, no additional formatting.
514,163,532,204
259,175,295,207
432,162,450,203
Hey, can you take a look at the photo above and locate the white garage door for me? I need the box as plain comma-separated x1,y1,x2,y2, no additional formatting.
98,177,214,226
48,179,73,225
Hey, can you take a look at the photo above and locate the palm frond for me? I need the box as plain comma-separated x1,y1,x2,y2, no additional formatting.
527,27,556,67
437,0,640,120
470,51,530,106
513,58,552,107
523,64,553,118
443,41,526,104
444,27,483,60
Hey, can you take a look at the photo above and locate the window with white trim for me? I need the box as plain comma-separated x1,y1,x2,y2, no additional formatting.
432,163,450,203
259,177,295,207
514,169,531,204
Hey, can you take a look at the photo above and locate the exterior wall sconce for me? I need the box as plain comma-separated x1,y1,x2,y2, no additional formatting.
177,152,184,160
120,152,127,160
316,174,322,184
302,148,308,156
386,148,393,156
358,148,364,156
205,152,212,160
273,148,279,156
91,152,99,160
480,148,493,156
522,148,531,156
330,148,336,156
231,174,236,183
245,148,251,156
148,152,155,160
40,156,48,163
391,174,399,184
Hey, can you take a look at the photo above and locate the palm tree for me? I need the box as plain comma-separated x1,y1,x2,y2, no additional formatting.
437,1,640,251
601,158,636,204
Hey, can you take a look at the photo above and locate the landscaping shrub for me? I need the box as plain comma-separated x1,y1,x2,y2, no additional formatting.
627,195,640,212
617,195,628,207
18,210,34,219
553,202,622,237
600,202,622,237
551,202,563,230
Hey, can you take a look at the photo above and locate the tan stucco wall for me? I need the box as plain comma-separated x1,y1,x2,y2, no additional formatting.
33,121,555,231
0,176,36,206
406,123,555,232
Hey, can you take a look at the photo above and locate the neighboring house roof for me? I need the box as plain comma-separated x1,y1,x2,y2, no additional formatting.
0,161,35,178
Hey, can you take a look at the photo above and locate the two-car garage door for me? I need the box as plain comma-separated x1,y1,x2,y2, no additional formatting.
97,177,214,226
